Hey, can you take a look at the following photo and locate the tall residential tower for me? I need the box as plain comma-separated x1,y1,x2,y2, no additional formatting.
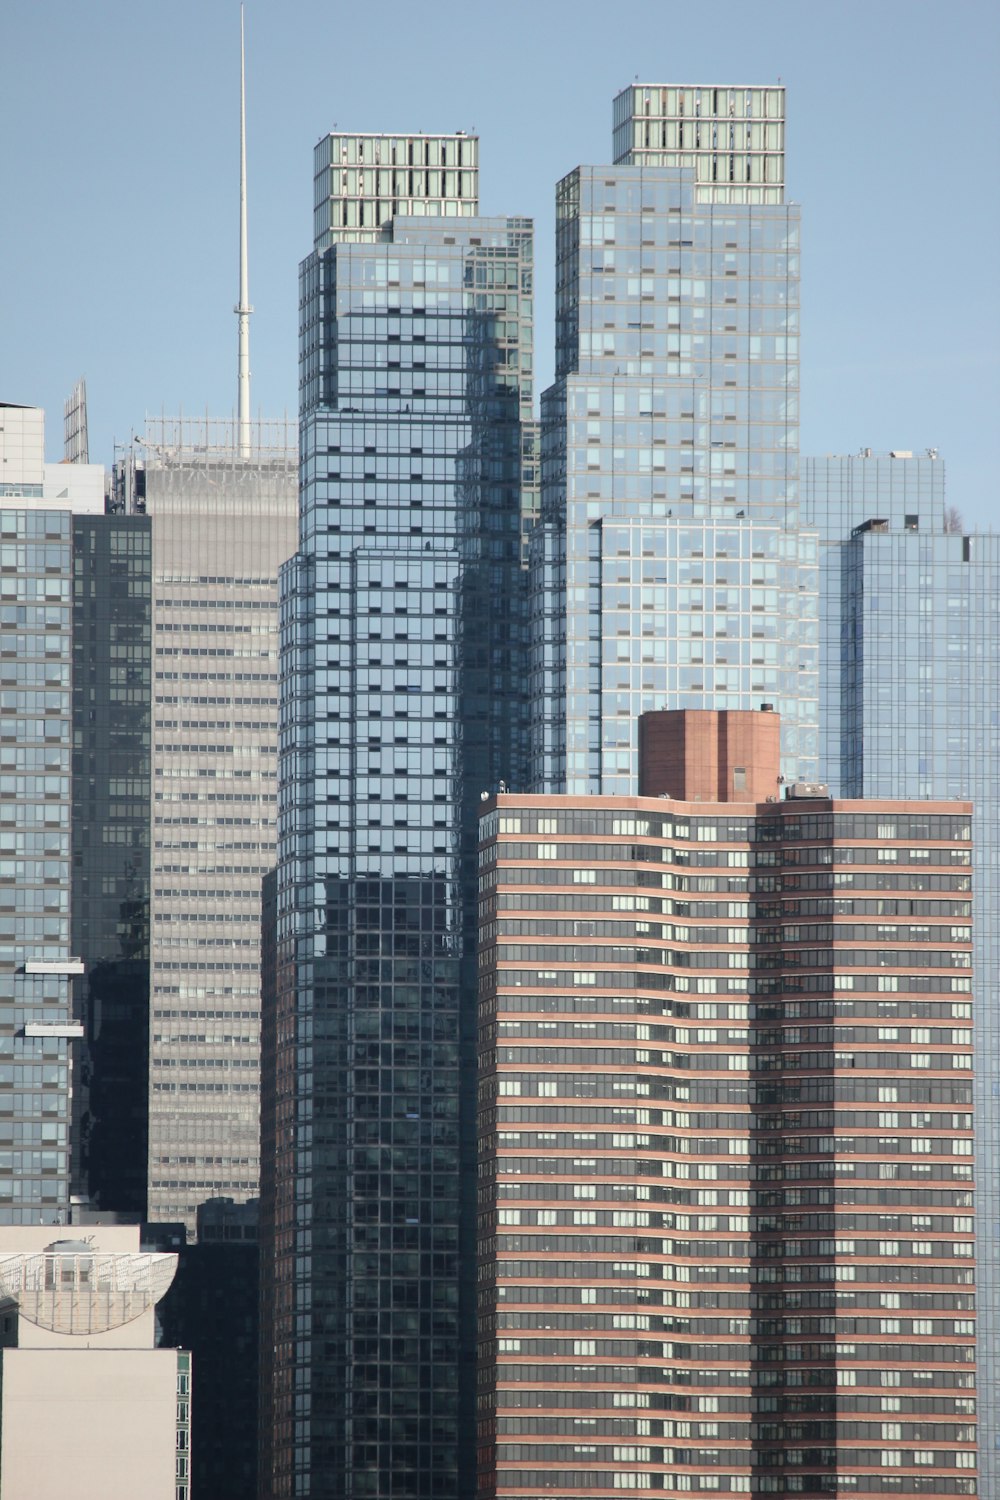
530,85,816,796
476,712,977,1498
0,403,106,1225
262,134,533,1497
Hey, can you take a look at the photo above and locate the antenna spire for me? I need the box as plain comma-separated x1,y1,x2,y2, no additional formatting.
236,3,252,457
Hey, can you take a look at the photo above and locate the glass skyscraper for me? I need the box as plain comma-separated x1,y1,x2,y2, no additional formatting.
262,91,998,1500
263,134,533,1497
71,510,152,1216
529,85,817,796
0,402,106,1226
802,451,947,797
0,499,76,1223
805,451,1000,1491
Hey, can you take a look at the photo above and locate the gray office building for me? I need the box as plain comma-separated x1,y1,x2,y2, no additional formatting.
114,419,297,1232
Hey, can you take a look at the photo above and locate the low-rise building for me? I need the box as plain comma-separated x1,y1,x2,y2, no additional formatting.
0,1223,188,1500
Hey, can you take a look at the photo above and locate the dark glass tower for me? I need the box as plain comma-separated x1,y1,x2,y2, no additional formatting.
262,134,533,1498
71,512,152,1215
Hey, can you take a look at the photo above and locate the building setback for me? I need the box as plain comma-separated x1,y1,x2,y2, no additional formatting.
529,85,817,797
476,712,976,1497
613,84,787,203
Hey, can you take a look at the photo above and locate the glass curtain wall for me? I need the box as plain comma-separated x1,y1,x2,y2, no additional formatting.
530,157,815,796
268,153,533,1497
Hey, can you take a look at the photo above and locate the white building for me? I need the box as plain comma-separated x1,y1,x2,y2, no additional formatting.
0,1223,188,1500
0,400,104,512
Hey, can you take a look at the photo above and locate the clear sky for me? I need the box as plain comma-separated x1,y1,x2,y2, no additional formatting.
2,0,997,527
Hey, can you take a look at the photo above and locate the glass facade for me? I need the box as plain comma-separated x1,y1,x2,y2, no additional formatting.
0,507,75,1224
313,132,480,250
71,513,152,1215
530,131,816,796
265,133,534,1498
477,790,977,1496
806,453,1000,1490
613,84,786,204
802,453,946,795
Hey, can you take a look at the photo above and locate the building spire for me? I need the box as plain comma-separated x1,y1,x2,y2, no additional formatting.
236,3,252,457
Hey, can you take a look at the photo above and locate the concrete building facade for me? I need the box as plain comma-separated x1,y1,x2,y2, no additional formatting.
114,418,297,1231
0,1223,187,1500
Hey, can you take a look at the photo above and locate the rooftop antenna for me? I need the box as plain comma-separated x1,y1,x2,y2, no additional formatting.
63,378,89,464
235,3,253,458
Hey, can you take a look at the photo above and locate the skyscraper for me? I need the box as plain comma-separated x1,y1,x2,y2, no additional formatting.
68,12,303,1235
476,711,977,1497
804,451,1000,1492
529,85,817,796
261,81,996,1499
71,506,152,1216
112,419,297,1232
2,401,282,1237
262,133,533,1498
0,402,106,1225
801,451,947,799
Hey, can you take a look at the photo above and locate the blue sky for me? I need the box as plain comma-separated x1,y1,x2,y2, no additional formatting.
2,0,997,527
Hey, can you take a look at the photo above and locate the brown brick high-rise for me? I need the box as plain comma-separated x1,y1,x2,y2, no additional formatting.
476,713,976,1498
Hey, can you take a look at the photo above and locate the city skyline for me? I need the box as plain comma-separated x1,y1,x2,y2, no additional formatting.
2,0,998,528
2,6,998,1492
